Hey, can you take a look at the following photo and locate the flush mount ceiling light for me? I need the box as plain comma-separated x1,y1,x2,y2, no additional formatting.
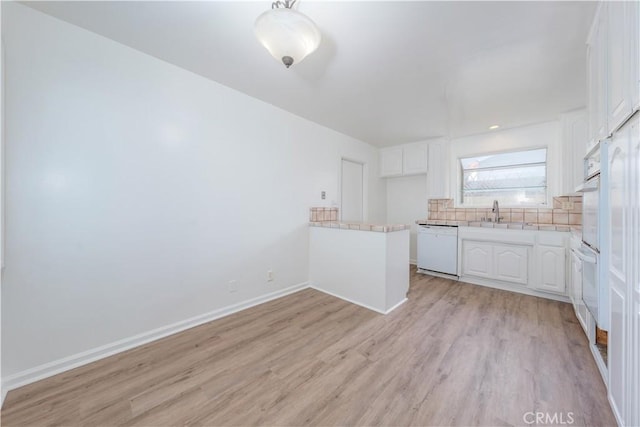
254,0,321,68
489,125,500,130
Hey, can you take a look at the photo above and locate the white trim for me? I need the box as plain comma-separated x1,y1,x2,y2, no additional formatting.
310,285,407,314
448,121,561,209
384,298,408,314
417,268,459,281
589,342,608,385
339,157,368,222
409,258,417,265
458,275,571,303
1,282,309,394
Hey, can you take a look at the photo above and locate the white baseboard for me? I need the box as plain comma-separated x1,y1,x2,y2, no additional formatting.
590,342,608,385
458,275,571,303
409,259,417,266
384,297,408,314
2,282,309,395
310,286,406,315
417,268,458,281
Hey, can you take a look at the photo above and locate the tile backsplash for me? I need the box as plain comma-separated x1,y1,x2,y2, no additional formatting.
427,196,583,225
310,207,338,222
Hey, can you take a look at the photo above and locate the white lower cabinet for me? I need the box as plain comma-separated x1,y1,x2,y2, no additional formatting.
534,245,566,294
609,285,627,424
461,241,493,279
570,243,591,334
458,228,568,299
493,244,528,285
461,241,528,285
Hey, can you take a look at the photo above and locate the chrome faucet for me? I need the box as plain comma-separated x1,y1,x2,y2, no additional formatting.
492,200,502,223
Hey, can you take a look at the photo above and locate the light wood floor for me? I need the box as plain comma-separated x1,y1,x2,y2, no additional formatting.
2,268,615,426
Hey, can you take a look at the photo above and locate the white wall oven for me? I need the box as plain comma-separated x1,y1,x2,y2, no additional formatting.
578,140,609,330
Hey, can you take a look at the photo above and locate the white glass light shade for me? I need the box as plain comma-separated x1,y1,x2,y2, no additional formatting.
254,8,321,68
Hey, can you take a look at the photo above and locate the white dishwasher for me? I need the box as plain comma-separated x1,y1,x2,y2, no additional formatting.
417,225,458,276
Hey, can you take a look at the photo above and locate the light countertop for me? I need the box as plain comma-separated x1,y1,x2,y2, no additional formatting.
415,219,577,232
310,221,410,233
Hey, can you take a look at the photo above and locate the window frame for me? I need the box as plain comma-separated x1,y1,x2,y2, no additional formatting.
456,146,551,208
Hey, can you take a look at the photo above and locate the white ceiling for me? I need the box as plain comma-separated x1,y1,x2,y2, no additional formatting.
25,1,596,146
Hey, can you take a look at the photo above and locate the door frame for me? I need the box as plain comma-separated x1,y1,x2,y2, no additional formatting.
338,157,368,222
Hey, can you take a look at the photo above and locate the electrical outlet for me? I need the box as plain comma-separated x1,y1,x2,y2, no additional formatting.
321,191,326,200
267,270,274,282
228,280,237,293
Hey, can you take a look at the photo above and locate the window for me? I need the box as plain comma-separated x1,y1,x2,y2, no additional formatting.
460,148,547,207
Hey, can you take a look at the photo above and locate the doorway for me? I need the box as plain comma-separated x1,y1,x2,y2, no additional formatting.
341,159,364,222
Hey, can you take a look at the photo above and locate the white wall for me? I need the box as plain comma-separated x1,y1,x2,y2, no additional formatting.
448,121,563,207
386,175,428,263
1,2,385,386
0,0,4,406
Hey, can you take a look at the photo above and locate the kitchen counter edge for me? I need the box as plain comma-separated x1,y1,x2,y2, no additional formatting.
416,219,579,233
309,221,409,233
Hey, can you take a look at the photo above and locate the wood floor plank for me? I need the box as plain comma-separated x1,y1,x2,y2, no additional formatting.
1,267,616,426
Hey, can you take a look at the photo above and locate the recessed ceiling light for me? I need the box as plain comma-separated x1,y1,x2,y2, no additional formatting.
489,125,500,130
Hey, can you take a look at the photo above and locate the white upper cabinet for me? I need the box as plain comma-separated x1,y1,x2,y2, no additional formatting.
637,0,640,112
561,110,588,193
379,142,429,178
426,139,448,198
587,4,608,147
380,147,404,177
402,143,429,175
607,1,639,133
588,1,639,147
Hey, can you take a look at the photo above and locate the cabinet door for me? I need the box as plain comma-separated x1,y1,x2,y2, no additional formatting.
561,111,588,193
427,140,448,197
610,286,627,424
635,0,640,111
402,144,428,175
587,38,598,149
607,1,636,133
588,6,608,145
461,241,492,279
535,245,566,294
595,6,609,141
493,244,528,285
609,129,630,292
566,249,574,302
629,116,639,427
380,147,403,177
571,251,590,334
570,251,581,306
